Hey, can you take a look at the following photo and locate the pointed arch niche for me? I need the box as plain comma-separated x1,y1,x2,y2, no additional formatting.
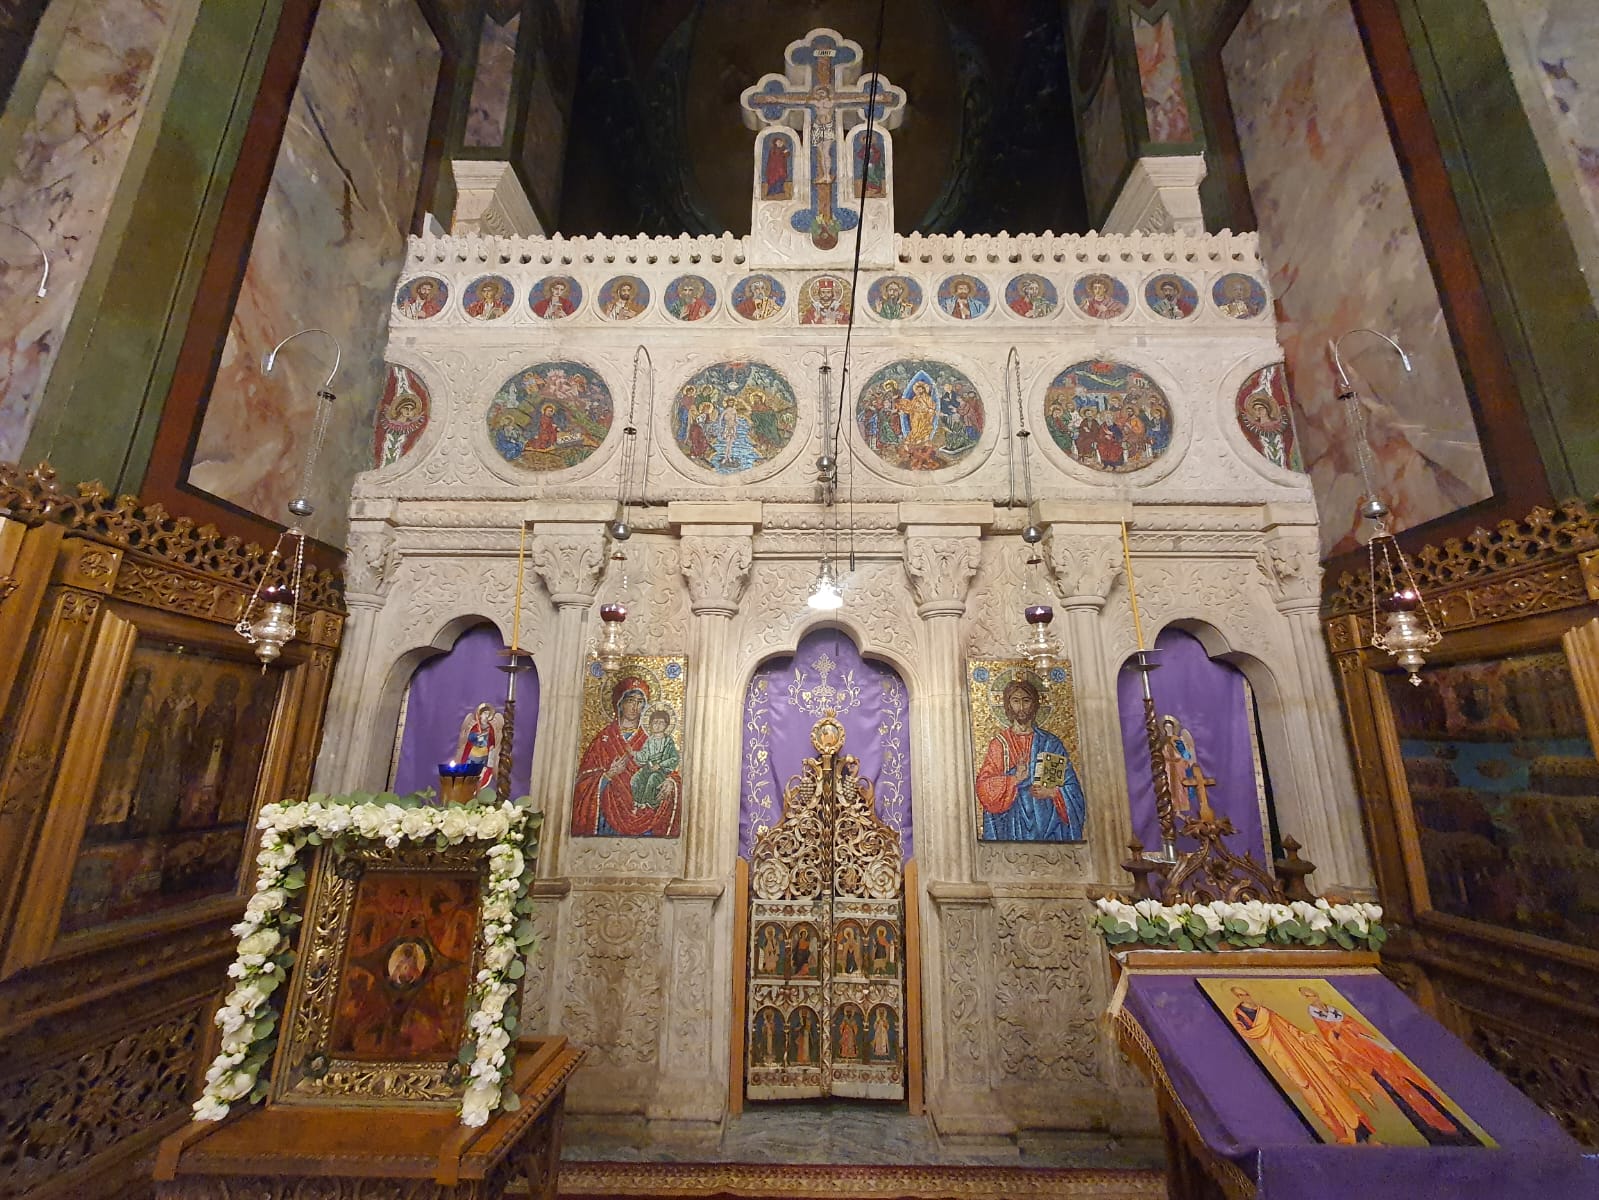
1116,625,1278,863
389,623,537,799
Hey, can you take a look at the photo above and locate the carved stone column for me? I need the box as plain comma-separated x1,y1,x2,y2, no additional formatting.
1257,538,1374,892
313,518,400,793
1047,529,1130,885
649,524,752,1124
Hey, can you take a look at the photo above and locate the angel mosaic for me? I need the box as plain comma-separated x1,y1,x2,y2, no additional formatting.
1236,362,1302,470
372,364,429,468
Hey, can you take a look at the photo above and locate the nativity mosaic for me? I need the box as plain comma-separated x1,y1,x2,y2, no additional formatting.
855,359,983,471
487,361,613,471
572,656,688,839
1046,360,1174,474
673,361,799,474
967,659,1087,843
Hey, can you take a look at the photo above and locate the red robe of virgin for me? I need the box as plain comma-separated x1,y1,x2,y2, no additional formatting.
571,721,681,837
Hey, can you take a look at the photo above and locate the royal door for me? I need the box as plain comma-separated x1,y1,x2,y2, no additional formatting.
745,712,905,1100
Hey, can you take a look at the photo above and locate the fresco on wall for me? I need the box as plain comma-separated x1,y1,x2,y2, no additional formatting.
597,276,648,320
188,0,441,544
1073,273,1130,319
463,275,514,321
530,275,580,318
486,361,611,471
1225,0,1489,554
1213,273,1268,319
395,275,448,320
855,359,983,471
799,275,851,324
1006,274,1059,318
464,11,518,147
665,275,716,321
373,364,430,468
732,274,786,321
868,276,922,320
937,275,989,319
1133,11,1194,142
1045,360,1173,474
572,657,687,838
1236,363,1303,472
1145,273,1198,320
672,360,798,475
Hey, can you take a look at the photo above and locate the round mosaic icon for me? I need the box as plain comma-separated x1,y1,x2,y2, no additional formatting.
1213,273,1268,319
1044,360,1173,474
486,361,612,471
463,274,514,321
1072,273,1130,320
936,274,990,319
529,275,581,319
867,276,922,320
1236,362,1302,471
665,274,716,321
799,275,851,325
731,274,786,321
672,361,798,475
1144,273,1199,320
597,275,649,320
394,275,447,320
856,359,984,471
1005,274,1059,318
373,364,429,468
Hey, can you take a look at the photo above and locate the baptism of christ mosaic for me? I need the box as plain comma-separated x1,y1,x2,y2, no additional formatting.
855,359,983,471
487,361,613,471
673,361,799,474
1045,360,1174,474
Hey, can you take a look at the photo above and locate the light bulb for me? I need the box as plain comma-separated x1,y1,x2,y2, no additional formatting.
807,562,843,610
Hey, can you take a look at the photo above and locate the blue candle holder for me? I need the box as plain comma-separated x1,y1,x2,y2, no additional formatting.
438,761,483,805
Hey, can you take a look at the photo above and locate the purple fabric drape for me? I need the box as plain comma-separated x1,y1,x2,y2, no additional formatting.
392,624,536,800
738,629,912,861
1117,626,1270,860
1121,971,1599,1199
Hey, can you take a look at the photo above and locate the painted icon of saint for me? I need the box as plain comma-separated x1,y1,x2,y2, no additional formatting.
975,677,1087,841
1158,714,1214,821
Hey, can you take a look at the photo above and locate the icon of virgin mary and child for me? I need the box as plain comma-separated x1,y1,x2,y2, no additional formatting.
571,676,682,838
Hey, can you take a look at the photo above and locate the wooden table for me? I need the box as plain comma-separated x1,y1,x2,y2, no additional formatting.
153,1036,584,1200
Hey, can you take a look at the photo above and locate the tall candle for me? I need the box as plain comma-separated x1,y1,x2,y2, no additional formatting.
1120,520,1146,652
511,521,528,650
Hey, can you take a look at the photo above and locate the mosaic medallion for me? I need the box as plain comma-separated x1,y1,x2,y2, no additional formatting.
1236,362,1302,471
867,276,922,320
1005,274,1059,318
373,365,429,468
1072,273,1130,320
732,274,786,321
597,275,649,320
463,274,514,321
855,359,984,471
486,361,612,471
1044,360,1173,474
672,360,798,475
1144,273,1198,320
798,275,851,325
936,274,990,319
530,275,581,319
394,275,447,320
1213,273,1268,319
665,274,716,321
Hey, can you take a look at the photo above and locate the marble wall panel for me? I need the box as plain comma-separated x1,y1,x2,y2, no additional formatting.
0,0,178,461
1081,60,1129,219
1224,0,1491,554
186,0,440,544
465,12,519,148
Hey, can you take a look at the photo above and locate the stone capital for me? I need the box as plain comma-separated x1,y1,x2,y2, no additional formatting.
530,530,605,609
903,535,980,619
679,533,752,618
1256,541,1322,610
342,523,401,601
1046,534,1123,610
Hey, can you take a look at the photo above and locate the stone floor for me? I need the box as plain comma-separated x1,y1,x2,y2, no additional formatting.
562,1102,1167,1169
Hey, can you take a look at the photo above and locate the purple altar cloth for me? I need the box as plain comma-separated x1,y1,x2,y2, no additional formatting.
1121,970,1599,1199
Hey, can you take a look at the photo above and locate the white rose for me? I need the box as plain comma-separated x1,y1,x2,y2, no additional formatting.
246,888,288,916
482,943,515,972
489,846,525,879
475,809,512,841
439,807,472,841
479,1026,512,1056
1357,902,1384,924
353,805,387,839
238,928,282,957
400,807,435,840
1193,906,1224,935
479,988,510,1020
213,1071,255,1101
193,1096,232,1122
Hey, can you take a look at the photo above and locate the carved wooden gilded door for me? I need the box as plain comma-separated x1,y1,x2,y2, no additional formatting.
746,713,905,1100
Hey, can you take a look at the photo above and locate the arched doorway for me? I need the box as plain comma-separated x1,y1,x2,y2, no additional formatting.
731,629,919,1106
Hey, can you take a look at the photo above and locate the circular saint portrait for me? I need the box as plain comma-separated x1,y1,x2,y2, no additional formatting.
529,275,581,319
597,275,649,320
394,275,448,320
385,938,431,989
731,274,786,321
1236,362,1302,471
1213,273,1268,319
463,274,514,321
798,275,851,325
486,361,613,471
665,274,716,321
856,359,984,471
936,274,990,319
1044,360,1174,474
867,275,922,320
673,360,798,475
1144,273,1199,320
1072,273,1130,320
373,364,430,468
1005,274,1059,318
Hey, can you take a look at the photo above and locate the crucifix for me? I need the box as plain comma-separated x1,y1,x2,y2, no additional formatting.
741,29,905,250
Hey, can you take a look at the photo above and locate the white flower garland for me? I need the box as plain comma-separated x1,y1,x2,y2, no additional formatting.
1094,895,1387,953
193,794,540,1128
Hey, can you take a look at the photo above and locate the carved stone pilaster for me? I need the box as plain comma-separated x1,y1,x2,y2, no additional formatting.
1256,541,1322,613
342,525,401,604
903,536,980,618
679,535,752,618
1046,536,1124,611
530,532,605,609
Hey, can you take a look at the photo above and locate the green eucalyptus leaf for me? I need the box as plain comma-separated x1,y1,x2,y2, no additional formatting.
500,1089,521,1112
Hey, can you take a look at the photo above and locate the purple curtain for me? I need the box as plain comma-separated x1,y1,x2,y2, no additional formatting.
392,624,536,799
738,628,913,861
1116,626,1270,861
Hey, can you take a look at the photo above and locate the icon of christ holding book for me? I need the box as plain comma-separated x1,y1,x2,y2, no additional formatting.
975,676,1087,841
